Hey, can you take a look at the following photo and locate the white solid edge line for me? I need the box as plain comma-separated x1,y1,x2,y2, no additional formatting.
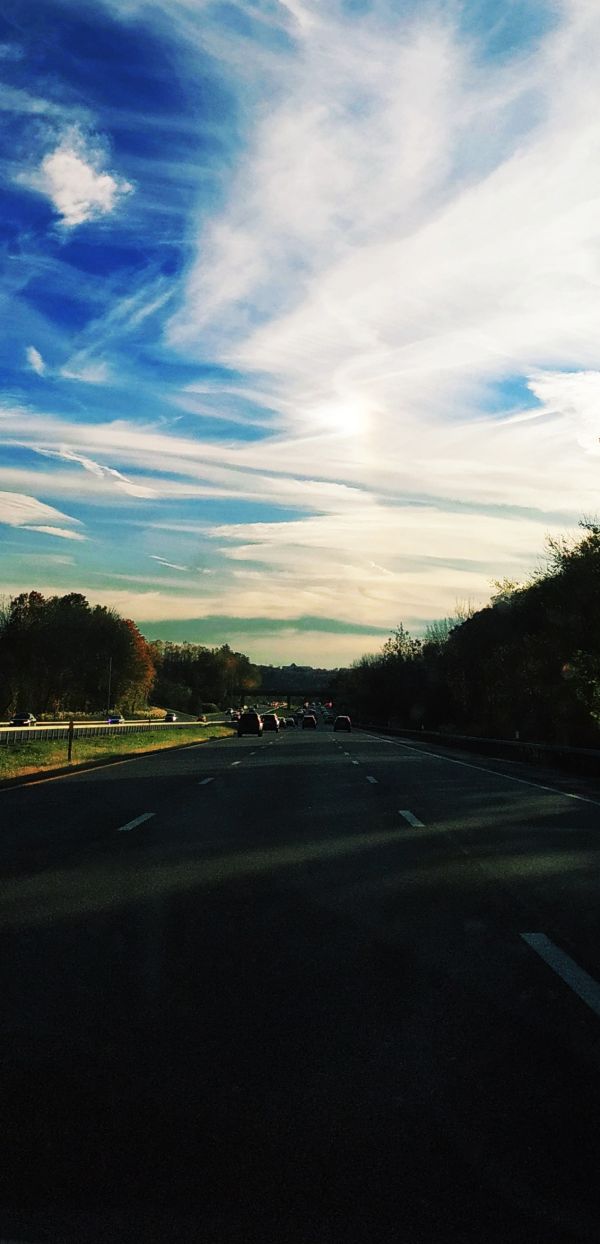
366,775,378,784
198,777,214,785
399,809,425,827
521,933,600,1019
359,730,600,808
117,812,154,833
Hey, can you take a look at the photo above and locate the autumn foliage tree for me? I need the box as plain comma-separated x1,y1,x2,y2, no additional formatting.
0,591,155,715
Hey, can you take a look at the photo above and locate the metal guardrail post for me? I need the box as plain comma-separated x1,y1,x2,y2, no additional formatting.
67,718,74,763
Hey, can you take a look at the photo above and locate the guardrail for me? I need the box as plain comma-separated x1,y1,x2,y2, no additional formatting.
0,718,229,746
357,722,600,780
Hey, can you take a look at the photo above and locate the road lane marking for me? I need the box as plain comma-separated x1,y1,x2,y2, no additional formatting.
351,760,359,765
521,933,600,1018
230,761,241,766
399,810,425,827
366,775,378,784
117,812,154,833
359,731,600,808
199,777,214,785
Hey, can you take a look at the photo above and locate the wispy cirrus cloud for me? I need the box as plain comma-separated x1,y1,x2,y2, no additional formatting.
26,345,45,375
149,555,190,571
61,360,110,384
25,525,87,541
4,0,600,662
169,0,600,458
0,490,86,540
27,444,157,499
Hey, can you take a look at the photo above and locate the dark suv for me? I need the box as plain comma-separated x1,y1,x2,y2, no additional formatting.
238,712,263,737
262,713,280,732
302,714,317,729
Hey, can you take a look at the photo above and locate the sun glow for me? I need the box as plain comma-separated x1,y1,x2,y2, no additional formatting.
305,398,368,437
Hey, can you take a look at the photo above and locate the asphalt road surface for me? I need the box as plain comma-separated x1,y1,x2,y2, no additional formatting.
3,724,600,1242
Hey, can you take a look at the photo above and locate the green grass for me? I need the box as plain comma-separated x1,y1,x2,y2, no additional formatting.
0,724,235,782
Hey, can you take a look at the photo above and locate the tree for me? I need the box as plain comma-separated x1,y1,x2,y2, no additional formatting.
0,592,155,715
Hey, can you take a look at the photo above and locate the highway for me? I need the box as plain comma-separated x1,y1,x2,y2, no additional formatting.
2,723,600,1242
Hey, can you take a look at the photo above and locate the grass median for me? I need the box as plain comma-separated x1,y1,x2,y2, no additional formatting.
0,724,235,783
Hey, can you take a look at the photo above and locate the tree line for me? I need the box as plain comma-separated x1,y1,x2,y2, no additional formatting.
0,592,261,717
6,521,599,742
331,522,600,748
150,640,261,714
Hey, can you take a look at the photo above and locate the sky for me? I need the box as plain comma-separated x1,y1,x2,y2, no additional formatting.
1,0,599,667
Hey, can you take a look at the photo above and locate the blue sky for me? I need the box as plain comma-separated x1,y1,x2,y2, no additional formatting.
1,0,599,666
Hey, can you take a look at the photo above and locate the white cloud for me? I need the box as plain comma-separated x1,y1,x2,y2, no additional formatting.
149,556,190,571
0,490,85,539
169,2,600,462
61,361,110,384
22,524,88,541
8,0,600,642
29,445,157,499
527,370,600,453
26,345,45,375
35,127,133,227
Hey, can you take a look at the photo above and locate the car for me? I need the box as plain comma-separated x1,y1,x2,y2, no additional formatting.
197,713,207,722
237,711,263,736
302,713,317,729
107,713,125,725
9,712,37,726
164,712,177,722
262,713,280,732
285,717,296,728
333,715,351,732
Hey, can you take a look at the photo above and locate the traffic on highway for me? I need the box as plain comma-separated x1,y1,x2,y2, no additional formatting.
2,722,600,1241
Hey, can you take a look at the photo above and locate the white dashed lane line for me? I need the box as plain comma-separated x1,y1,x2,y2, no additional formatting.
366,775,378,784
399,809,425,827
230,761,241,766
117,812,155,833
521,933,600,1019
198,777,214,786
351,760,359,766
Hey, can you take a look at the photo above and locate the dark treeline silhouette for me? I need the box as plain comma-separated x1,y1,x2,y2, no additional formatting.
0,591,155,716
0,594,262,717
149,641,261,714
257,663,341,695
331,522,600,748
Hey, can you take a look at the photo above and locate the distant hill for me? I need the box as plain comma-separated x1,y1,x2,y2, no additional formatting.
257,663,345,694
